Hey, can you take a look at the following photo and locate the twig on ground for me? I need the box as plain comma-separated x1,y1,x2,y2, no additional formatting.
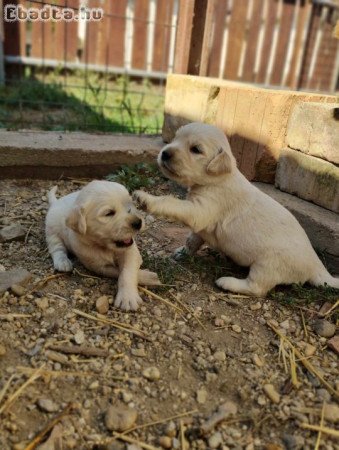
323,299,339,317
0,314,32,319
299,423,339,438
47,344,109,357
73,268,101,280
268,323,339,399
168,291,206,330
73,309,150,341
315,402,325,450
139,287,184,313
28,274,67,294
24,403,74,450
24,224,33,244
0,365,45,415
300,309,308,340
113,433,158,450
0,375,16,405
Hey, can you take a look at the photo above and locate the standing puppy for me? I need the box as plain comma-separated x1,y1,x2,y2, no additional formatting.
134,122,339,296
46,180,160,311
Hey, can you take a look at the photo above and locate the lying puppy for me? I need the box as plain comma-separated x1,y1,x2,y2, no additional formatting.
134,122,339,296
46,180,160,311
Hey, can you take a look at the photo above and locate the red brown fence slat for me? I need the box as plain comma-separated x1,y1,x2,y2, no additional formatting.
132,0,149,70
106,0,127,67
242,0,265,82
270,0,295,86
255,0,279,84
152,0,173,72
207,0,228,77
223,0,248,80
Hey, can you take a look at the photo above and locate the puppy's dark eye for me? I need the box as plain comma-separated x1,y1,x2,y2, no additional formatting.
105,210,116,217
190,146,202,154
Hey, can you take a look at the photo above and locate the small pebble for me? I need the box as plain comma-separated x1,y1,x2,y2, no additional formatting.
231,324,241,333
10,284,26,297
263,384,280,404
304,343,316,357
74,330,85,345
105,405,138,431
131,348,146,357
96,296,110,314
252,354,264,367
208,432,223,449
214,350,226,362
197,388,207,404
0,344,6,357
158,436,172,449
313,319,336,338
37,398,59,413
142,367,160,381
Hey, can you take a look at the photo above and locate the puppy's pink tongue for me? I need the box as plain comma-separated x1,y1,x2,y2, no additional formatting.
124,238,133,245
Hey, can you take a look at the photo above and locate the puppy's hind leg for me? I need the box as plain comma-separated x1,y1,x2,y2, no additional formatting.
174,232,204,260
47,233,73,272
216,262,274,297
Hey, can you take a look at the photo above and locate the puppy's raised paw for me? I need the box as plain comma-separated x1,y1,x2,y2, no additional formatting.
54,255,73,272
115,289,143,311
133,190,153,212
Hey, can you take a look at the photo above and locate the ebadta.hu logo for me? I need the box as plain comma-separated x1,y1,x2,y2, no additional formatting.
4,3,104,22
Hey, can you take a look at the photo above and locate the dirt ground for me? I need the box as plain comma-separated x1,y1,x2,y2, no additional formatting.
0,178,338,450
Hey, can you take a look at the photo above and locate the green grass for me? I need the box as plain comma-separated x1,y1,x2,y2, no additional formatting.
0,70,164,133
106,163,163,192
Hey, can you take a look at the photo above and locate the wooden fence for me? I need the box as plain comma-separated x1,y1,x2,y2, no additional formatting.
3,0,339,91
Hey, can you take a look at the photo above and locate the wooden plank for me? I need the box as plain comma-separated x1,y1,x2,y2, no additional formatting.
30,0,44,58
107,0,128,67
298,4,320,88
198,0,216,75
153,0,173,72
173,0,195,73
256,0,279,84
86,0,104,65
315,7,338,91
132,0,149,69
223,0,248,80
242,0,265,82
187,0,211,75
286,0,312,89
207,0,228,77
65,0,79,62
270,0,295,86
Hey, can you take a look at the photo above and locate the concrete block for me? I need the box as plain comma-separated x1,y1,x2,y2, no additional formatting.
255,182,339,274
163,74,337,182
0,131,163,179
276,148,339,213
287,102,339,164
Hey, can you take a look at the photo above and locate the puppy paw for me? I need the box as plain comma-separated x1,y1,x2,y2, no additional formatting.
133,190,154,212
53,256,73,272
115,290,143,311
172,246,188,261
138,269,162,286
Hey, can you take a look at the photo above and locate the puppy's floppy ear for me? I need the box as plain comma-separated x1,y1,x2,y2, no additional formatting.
66,206,87,234
206,148,233,176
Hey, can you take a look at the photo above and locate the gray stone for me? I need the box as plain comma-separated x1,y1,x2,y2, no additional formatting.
275,148,339,213
255,182,339,274
37,398,59,413
313,319,336,338
287,102,339,164
0,131,163,179
0,268,32,294
105,405,138,431
0,224,26,243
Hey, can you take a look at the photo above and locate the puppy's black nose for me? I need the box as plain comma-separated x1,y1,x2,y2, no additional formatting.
131,218,142,230
161,150,172,161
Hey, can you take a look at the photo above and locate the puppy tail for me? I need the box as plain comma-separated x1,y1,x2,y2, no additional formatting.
47,186,58,205
310,269,339,290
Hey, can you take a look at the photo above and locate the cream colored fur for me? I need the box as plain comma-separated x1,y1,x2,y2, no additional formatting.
46,180,160,311
134,122,339,296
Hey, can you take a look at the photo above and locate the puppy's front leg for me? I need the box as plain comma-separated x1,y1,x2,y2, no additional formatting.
134,191,203,230
115,245,143,311
46,233,73,272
